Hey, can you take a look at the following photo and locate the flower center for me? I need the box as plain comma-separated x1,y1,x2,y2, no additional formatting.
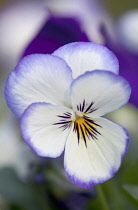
53,111,102,148
73,114,101,147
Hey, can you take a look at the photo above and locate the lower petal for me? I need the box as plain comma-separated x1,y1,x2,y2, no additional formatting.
21,103,74,157
64,117,129,188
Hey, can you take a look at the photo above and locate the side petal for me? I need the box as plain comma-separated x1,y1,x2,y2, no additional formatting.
21,102,74,157
70,70,131,117
5,54,73,118
64,117,129,188
53,42,119,79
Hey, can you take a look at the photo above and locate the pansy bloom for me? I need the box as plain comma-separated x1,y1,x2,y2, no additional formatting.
5,42,131,188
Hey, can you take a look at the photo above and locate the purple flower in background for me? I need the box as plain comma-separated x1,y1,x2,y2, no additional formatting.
0,0,112,71
101,10,138,107
5,42,131,188
23,17,89,56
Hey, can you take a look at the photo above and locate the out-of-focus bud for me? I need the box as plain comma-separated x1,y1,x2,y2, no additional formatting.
45,0,114,44
116,9,138,54
0,1,48,72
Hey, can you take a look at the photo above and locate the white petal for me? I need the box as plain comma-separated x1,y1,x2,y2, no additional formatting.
64,117,129,188
70,70,131,117
53,42,119,79
21,103,74,157
5,54,73,118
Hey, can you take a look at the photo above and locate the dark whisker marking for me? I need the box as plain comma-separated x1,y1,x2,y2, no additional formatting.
76,100,97,114
73,122,80,144
83,123,96,140
81,99,85,112
64,112,71,117
84,102,94,113
57,115,71,119
53,112,72,131
84,120,94,130
82,123,90,139
73,121,76,132
59,124,68,131
53,121,71,125
88,107,98,113
79,103,82,112
66,112,72,115
84,116,102,128
80,125,87,147
59,119,70,122
76,123,80,144
91,126,102,136
84,121,101,136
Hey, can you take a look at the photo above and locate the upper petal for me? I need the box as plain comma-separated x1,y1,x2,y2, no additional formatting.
21,102,74,157
53,42,119,79
70,70,131,117
5,54,73,118
64,117,129,188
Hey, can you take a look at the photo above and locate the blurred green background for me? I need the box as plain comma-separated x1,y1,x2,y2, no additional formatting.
105,0,138,17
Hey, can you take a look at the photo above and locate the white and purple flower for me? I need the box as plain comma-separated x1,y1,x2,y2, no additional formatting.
5,42,131,188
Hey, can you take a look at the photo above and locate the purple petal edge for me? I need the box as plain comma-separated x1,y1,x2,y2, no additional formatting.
64,167,116,189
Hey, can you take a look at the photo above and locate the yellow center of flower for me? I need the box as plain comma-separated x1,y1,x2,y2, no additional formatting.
73,115,101,147
54,110,102,147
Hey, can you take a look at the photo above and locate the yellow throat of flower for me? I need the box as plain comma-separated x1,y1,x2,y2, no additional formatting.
73,115,101,147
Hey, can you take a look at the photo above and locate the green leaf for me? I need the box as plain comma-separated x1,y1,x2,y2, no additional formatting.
123,184,138,200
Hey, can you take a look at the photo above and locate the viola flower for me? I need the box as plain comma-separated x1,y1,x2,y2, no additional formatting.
5,42,131,188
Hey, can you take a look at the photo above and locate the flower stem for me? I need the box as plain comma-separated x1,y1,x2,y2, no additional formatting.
96,184,109,210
